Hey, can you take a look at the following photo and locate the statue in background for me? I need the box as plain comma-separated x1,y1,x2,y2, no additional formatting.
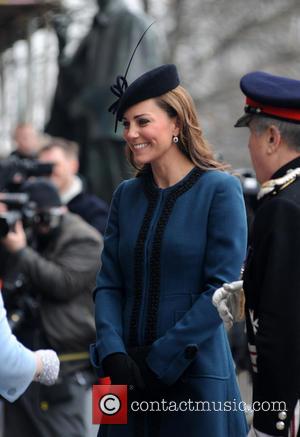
46,0,164,203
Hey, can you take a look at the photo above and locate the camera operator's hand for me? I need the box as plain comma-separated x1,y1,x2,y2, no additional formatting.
1,220,27,253
0,202,7,213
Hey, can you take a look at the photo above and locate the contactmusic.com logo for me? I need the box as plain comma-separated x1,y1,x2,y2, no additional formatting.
92,381,128,424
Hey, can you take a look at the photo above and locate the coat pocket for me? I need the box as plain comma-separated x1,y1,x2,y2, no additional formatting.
183,329,231,380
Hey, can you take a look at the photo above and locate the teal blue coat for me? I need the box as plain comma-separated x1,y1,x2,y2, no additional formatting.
91,167,248,437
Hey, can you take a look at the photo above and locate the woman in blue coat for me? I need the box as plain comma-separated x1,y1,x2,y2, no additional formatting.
90,64,248,436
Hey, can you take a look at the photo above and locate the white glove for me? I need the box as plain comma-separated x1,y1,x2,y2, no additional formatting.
34,350,60,385
247,425,277,437
212,280,245,329
247,426,257,437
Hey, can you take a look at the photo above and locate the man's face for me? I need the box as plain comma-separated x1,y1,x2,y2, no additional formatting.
14,124,40,157
247,123,270,184
33,209,63,235
39,147,78,193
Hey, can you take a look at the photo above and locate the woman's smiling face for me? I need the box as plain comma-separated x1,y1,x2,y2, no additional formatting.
122,98,179,166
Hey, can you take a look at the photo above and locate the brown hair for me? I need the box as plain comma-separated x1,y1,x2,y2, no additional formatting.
125,85,228,174
39,137,80,159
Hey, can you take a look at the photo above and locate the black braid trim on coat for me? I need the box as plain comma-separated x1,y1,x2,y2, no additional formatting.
129,179,159,347
144,167,203,344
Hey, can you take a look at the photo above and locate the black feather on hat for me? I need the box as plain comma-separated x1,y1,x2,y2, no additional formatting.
108,23,180,132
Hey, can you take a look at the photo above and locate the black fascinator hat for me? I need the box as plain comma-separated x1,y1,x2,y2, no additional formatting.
108,24,180,131
116,64,179,121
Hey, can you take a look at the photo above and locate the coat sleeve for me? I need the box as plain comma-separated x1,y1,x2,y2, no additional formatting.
246,198,300,435
0,293,36,402
147,175,248,384
14,228,101,302
90,183,127,372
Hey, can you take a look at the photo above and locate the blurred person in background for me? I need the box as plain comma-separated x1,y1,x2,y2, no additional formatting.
38,137,109,235
0,178,102,437
11,123,44,160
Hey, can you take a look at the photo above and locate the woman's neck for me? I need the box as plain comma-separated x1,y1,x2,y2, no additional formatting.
151,157,195,189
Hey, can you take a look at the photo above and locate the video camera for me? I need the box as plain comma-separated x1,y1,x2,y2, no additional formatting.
0,155,53,192
0,192,33,238
0,155,54,238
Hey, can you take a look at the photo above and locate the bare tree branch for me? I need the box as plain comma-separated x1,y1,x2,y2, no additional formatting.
194,0,300,67
194,47,300,107
166,0,185,62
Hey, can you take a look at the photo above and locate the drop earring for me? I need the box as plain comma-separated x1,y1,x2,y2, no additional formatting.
173,136,179,143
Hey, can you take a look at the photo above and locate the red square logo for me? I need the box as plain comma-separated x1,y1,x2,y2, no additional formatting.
92,384,128,424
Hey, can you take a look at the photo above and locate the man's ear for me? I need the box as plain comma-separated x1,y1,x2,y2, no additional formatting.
266,125,281,154
70,158,79,175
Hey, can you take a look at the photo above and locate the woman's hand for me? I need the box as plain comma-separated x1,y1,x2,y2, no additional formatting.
33,350,60,385
128,347,167,394
102,352,145,390
102,350,168,395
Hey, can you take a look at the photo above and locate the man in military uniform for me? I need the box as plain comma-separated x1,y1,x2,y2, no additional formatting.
213,71,300,437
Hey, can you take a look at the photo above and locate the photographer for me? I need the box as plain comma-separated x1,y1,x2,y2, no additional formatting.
0,178,103,437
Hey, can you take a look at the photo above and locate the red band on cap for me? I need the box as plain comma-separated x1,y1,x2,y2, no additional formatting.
246,97,300,121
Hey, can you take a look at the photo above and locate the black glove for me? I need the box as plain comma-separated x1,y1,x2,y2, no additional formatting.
128,347,167,394
102,353,145,390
